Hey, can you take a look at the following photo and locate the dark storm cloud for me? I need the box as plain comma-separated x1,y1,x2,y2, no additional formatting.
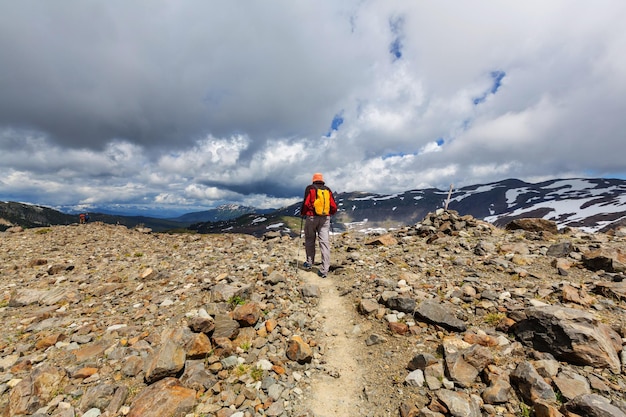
0,1,359,150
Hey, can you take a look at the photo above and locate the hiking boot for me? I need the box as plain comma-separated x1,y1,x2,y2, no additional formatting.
317,270,327,278
302,261,312,270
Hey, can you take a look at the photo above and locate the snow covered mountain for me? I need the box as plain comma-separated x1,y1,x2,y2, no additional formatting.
479,178,626,232
190,177,626,236
333,178,626,233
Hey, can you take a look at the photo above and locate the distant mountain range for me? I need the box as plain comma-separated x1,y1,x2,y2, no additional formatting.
0,202,267,233
3,178,626,235
169,204,274,223
0,201,187,232
189,178,626,236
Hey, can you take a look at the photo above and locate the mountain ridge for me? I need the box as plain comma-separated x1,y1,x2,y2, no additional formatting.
3,177,626,234
190,177,626,236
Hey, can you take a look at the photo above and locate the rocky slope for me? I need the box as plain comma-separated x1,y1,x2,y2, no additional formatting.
0,212,625,417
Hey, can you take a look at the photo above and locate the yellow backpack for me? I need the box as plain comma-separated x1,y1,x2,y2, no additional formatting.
313,186,331,216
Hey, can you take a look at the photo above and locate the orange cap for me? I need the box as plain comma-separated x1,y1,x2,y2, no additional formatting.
312,173,324,182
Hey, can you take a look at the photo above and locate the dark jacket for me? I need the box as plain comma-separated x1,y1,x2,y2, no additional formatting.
300,181,338,217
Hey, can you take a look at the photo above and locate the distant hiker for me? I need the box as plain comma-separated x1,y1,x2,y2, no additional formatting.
300,173,337,278
79,213,86,224
84,213,90,223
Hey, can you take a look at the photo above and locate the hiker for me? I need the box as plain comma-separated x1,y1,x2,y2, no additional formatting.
300,173,337,278
84,213,90,223
79,213,86,224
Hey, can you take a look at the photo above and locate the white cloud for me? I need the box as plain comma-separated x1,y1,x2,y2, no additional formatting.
157,135,249,176
184,184,239,201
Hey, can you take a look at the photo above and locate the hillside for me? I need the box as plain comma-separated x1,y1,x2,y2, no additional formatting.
0,202,266,234
0,202,189,233
0,212,625,416
0,201,76,229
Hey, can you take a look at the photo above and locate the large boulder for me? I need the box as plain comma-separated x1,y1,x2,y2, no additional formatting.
505,218,558,234
564,393,626,417
582,248,626,273
512,305,622,373
128,377,196,417
414,299,467,332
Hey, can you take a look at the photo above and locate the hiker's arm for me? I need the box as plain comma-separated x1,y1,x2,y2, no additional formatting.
300,186,313,216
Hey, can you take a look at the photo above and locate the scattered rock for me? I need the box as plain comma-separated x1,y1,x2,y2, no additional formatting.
286,335,313,364
510,361,556,404
365,234,398,246
0,213,625,417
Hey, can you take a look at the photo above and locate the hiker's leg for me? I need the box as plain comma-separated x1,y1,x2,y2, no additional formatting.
318,217,331,275
304,216,316,264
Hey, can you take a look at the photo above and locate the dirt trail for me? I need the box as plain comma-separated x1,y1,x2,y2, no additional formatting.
299,269,365,416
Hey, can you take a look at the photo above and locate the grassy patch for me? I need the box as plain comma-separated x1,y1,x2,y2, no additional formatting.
484,312,506,325
228,295,246,307
250,366,264,381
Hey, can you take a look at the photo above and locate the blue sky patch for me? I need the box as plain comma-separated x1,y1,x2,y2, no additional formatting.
389,16,405,61
382,151,411,160
390,38,402,60
325,113,344,137
473,70,506,105
489,70,505,93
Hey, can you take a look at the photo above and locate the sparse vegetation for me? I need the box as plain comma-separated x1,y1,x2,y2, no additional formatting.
484,312,506,325
229,295,246,307
519,403,531,417
555,389,564,405
250,366,264,381
127,385,142,399
233,363,248,377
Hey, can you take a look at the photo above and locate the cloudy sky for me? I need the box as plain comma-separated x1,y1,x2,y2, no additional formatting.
1,1,625,216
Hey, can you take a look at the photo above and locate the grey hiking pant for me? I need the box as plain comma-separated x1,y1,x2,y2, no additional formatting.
304,215,331,275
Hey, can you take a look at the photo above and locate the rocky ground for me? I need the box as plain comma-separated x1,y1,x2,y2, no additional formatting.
0,210,625,417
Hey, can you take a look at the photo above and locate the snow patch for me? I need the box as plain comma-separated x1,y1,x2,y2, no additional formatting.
485,193,626,232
